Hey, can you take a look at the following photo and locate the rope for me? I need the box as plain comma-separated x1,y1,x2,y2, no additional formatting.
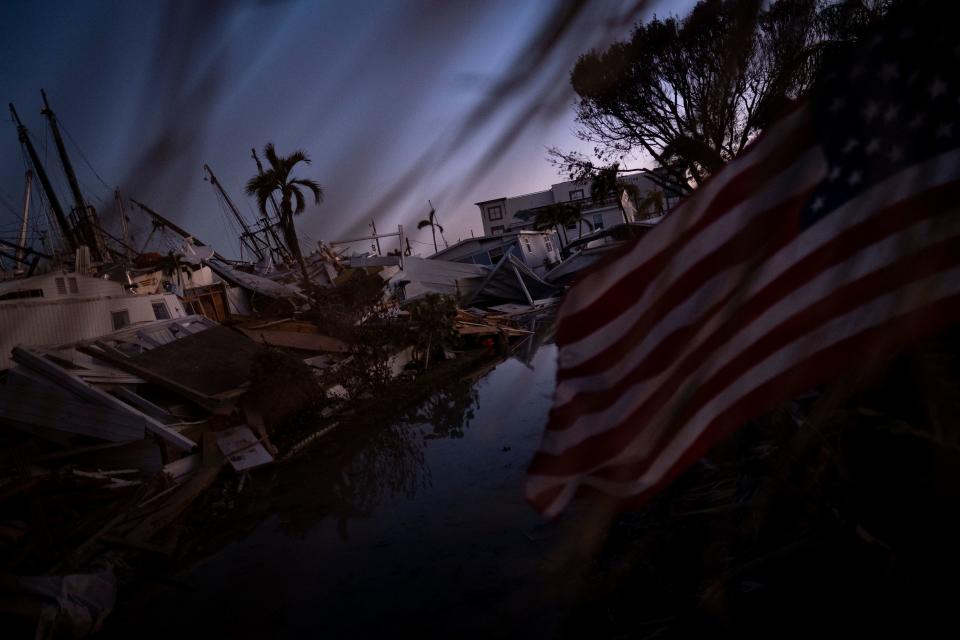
58,119,113,193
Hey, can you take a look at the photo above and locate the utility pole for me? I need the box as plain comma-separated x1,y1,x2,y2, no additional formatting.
40,89,105,261
16,170,33,265
369,219,382,255
203,164,265,261
114,189,133,262
429,200,449,249
9,102,75,251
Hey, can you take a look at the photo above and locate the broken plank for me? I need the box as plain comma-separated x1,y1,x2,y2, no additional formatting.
239,328,350,353
11,346,196,452
216,426,273,472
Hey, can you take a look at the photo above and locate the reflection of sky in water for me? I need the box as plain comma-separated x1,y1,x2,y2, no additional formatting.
108,345,562,638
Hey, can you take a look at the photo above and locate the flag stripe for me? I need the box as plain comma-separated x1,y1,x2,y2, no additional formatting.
548,173,960,439
556,107,814,345
531,230,960,478
530,270,960,516
557,145,824,374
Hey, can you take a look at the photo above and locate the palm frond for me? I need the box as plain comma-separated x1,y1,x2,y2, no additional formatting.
263,143,280,171
417,219,432,230
289,185,306,215
290,178,323,204
285,149,311,167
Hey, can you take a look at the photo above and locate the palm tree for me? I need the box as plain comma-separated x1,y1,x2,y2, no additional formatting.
417,207,443,255
245,143,323,290
534,202,580,252
636,190,666,219
590,163,638,224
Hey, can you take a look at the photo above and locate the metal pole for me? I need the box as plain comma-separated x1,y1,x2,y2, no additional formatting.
370,220,382,255
17,170,33,264
115,189,133,262
204,164,265,261
9,102,75,250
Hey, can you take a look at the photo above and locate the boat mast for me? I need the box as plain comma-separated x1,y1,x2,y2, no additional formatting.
40,89,107,262
16,170,33,266
9,102,76,252
203,164,265,261
130,198,228,262
114,189,133,262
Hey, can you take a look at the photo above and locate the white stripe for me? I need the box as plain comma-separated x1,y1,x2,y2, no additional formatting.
530,263,960,508
559,107,811,319
541,211,960,456
530,150,960,498
558,146,826,371
551,148,960,436
574,263,960,499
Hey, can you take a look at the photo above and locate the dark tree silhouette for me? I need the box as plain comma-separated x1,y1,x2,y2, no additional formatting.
245,143,323,290
560,0,890,189
417,207,444,255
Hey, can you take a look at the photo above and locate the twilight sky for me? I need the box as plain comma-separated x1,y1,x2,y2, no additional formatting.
1,0,693,260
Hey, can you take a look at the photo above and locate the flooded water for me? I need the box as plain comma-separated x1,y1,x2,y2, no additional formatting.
108,344,569,638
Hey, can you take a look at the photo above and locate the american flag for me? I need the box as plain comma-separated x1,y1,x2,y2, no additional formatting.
526,8,960,518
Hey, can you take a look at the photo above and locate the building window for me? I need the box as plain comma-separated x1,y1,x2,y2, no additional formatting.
67,277,79,294
487,205,503,221
55,277,66,295
545,238,553,252
491,225,504,235
522,237,533,253
111,310,130,330
569,189,584,201
488,247,505,263
593,214,605,230
152,301,171,320
565,220,577,230
0,289,43,301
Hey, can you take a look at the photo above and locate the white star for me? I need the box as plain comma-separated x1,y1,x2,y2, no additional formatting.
828,165,843,181
862,101,880,120
879,63,898,82
886,146,903,163
883,105,900,122
842,139,860,153
936,123,954,139
930,77,947,99
847,171,863,187
811,197,826,212
865,139,881,155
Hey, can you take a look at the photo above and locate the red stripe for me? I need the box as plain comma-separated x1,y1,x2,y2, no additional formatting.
529,292,960,513
555,190,806,383
551,179,960,430
556,118,816,347
530,198,960,477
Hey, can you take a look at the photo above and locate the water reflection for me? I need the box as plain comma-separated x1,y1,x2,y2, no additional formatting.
410,378,480,441
105,341,560,639
331,421,431,514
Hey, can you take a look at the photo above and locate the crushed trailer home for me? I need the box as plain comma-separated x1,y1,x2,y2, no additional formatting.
0,272,188,370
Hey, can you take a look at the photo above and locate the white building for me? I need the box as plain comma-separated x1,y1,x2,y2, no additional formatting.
429,229,560,277
0,272,187,370
475,173,679,244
